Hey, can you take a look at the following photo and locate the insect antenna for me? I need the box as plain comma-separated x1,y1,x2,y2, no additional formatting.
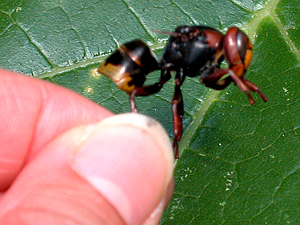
153,30,183,37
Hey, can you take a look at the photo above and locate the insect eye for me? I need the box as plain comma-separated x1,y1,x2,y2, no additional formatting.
236,30,249,61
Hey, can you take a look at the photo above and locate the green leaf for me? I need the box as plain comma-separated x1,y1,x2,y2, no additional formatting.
1,0,299,223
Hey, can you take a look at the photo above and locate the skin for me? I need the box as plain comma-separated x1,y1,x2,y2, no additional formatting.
0,69,174,225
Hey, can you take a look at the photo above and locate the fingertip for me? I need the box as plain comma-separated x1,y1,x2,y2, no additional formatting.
0,69,113,189
0,113,174,224
72,113,174,225
142,180,174,225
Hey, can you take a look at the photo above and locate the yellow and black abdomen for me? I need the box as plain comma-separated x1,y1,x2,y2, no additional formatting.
98,39,159,94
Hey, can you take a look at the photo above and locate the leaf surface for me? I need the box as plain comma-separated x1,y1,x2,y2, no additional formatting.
1,0,299,223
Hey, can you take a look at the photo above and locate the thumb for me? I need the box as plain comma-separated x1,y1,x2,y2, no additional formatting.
0,113,174,225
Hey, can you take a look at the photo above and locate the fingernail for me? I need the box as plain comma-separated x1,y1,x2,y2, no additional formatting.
72,113,174,225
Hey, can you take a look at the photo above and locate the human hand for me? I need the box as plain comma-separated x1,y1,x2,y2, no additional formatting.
0,69,174,225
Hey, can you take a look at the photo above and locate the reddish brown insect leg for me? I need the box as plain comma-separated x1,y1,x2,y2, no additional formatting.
244,79,268,102
228,70,255,105
130,94,139,113
200,68,232,90
130,69,172,112
130,82,163,112
172,79,184,159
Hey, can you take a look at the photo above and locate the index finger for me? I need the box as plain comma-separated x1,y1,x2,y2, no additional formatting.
0,69,113,190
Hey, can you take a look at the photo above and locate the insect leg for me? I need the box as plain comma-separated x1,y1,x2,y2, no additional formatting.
130,67,172,113
228,69,255,105
130,82,163,113
244,79,268,102
172,74,184,159
200,67,232,90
